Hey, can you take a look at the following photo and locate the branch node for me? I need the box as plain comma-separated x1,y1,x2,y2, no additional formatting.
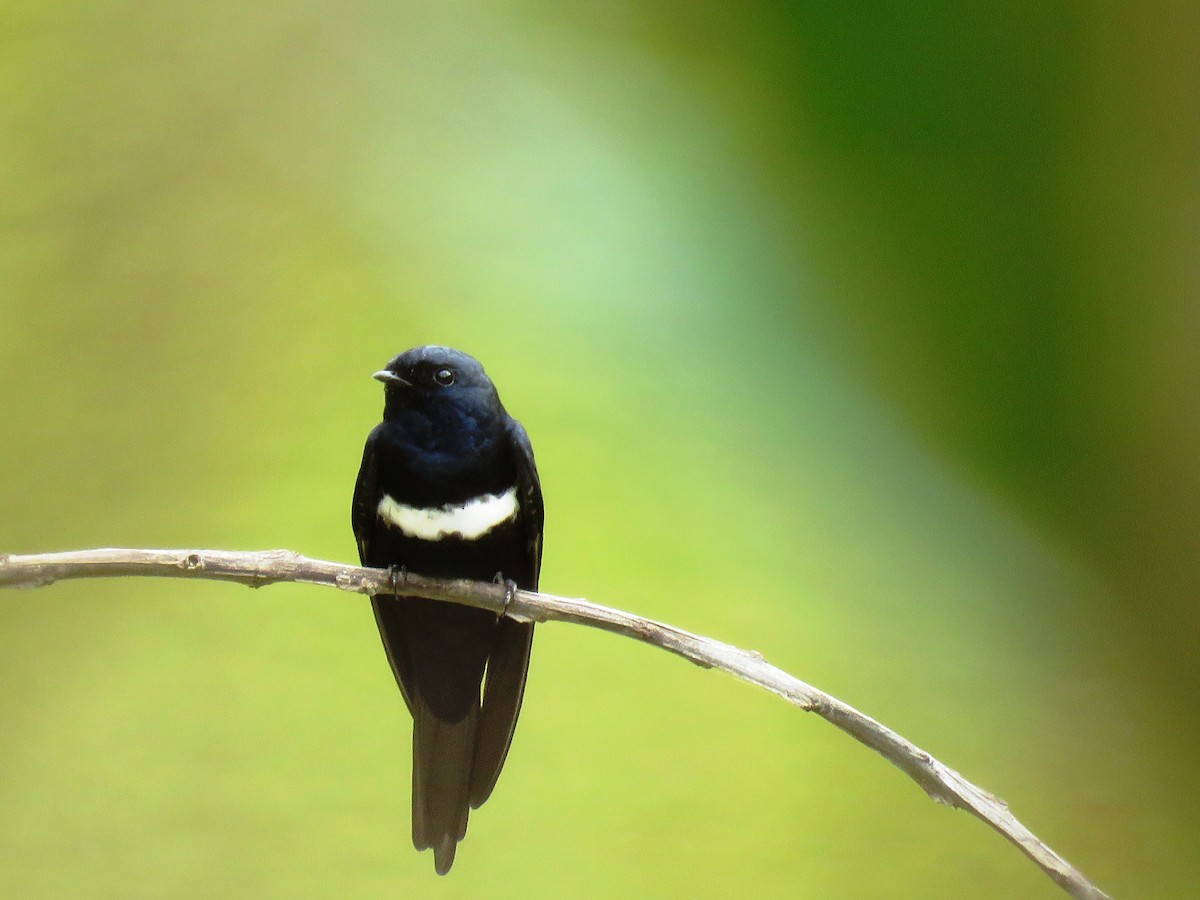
336,572,375,595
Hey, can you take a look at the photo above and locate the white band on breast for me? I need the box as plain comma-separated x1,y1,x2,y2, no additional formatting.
377,486,519,540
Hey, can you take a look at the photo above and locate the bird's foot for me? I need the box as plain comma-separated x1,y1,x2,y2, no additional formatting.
493,572,519,615
388,565,408,597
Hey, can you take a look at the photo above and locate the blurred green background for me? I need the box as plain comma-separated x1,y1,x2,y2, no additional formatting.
2,4,1197,898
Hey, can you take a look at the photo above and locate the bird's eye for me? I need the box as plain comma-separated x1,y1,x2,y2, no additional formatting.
433,368,455,387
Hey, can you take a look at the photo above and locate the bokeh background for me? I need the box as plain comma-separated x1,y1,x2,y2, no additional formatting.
2,4,1197,898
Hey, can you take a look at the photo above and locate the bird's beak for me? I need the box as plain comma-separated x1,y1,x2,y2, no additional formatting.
373,370,411,387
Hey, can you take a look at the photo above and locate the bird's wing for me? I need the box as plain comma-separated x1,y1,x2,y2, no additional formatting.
355,427,423,716
468,417,543,807
351,425,382,565
508,416,544,587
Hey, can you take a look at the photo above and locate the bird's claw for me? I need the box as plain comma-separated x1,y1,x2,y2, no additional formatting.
493,572,519,615
388,564,408,596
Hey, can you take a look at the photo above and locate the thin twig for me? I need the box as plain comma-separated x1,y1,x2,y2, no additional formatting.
0,547,1109,900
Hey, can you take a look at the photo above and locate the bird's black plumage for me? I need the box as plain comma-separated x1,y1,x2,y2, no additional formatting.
351,346,542,874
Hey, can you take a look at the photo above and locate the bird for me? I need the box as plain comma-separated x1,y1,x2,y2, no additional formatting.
351,345,543,875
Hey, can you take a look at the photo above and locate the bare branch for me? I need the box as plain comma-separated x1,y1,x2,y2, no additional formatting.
0,547,1109,900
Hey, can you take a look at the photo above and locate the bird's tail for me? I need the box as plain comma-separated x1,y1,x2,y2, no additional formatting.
411,698,480,875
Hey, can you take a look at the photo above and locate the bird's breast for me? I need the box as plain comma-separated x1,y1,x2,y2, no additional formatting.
372,420,512,508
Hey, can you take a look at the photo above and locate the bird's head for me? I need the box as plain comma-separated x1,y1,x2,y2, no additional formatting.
373,345,503,422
